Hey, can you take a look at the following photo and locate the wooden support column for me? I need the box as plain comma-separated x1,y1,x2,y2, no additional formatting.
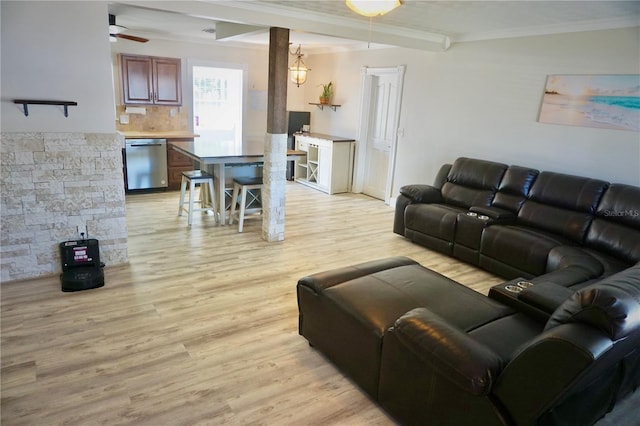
262,27,289,242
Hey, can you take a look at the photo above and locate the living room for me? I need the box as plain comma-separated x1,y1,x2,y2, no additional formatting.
1,1,639,424
2,1,639,282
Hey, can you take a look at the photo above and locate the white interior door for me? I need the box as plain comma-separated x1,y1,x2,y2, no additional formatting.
363,74,398,199
192,65,243,144
355,66,405,203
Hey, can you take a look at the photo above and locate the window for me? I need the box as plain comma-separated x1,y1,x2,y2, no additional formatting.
192,66,243,143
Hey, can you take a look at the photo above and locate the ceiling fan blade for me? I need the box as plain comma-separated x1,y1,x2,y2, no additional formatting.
115,33,149,43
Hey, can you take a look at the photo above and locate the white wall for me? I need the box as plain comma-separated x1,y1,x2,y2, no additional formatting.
302,27,640,193
1,1,116,133
1,1,127,283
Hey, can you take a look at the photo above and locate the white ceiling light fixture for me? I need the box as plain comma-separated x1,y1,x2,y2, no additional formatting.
289,44,310,87
346,0,402,48
109,13,126,42
346,0,401,17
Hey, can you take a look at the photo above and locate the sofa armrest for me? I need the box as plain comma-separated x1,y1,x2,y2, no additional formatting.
469,205,516,222
393,194,412,235
399,184,442,204
392,308,503,396
546,246,604,277
534,265,598,288
494,323,613,425
297,256,418,293
518,282,575,313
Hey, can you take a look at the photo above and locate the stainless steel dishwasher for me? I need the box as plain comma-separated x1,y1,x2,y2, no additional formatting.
124,138,168,190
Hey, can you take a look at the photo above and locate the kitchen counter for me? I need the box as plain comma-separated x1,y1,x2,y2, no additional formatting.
119,131,199,139
293,132,355,142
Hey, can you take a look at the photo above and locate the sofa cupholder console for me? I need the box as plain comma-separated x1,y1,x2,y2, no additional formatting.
505,280,534,292
488,279,555,322
454,207,517,266
453,212,493,264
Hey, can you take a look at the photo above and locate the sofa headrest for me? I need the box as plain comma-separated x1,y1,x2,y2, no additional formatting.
492,166,540,212
447,157,507,191
498,165,539,196
545,264,640,340
528,172,609,213
595,184,640,229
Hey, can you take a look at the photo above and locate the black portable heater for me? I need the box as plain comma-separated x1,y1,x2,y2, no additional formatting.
59,238,105,292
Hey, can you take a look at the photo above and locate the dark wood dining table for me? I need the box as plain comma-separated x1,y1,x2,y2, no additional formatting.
169,138,306,225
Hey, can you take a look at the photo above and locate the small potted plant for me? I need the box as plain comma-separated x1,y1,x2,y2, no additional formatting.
319,81,333,105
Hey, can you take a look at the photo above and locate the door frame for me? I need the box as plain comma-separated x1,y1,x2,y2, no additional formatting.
353,65,406,205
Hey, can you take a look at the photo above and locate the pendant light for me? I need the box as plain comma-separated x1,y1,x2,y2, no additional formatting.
345,0,401,17
289,44,310,87
346,0,401,48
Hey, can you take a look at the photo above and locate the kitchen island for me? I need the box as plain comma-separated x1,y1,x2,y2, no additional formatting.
169,139,306,225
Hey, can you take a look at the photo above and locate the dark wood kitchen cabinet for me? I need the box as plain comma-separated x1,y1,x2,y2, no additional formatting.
167,139,195,190
120,54,182,106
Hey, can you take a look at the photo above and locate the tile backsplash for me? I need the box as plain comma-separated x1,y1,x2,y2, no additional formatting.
115,105,189,132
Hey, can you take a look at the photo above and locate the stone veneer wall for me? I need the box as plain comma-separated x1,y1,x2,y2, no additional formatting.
1,132,128,283
261,133,287,242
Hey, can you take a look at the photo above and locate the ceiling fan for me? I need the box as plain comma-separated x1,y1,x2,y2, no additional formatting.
109,14,149,43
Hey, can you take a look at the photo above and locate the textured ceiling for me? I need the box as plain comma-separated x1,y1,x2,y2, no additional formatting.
259,0,640,41
109,1,640,51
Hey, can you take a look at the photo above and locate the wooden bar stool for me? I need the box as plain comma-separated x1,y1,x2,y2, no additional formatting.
178,170,217,226
229,176,263,232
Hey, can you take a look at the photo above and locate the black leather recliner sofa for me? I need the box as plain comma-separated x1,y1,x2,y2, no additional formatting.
297,257,640,425
297,157,640,425
395,157,640,317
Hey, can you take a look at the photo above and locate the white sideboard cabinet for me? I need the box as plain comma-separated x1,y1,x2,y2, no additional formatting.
294,133,355,194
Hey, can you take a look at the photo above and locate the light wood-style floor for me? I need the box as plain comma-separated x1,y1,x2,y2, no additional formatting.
1,183,504,425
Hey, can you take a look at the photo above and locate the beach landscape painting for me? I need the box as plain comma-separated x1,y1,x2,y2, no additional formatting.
538,74,640,132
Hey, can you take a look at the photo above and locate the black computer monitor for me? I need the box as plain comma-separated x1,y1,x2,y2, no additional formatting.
287,111,310,135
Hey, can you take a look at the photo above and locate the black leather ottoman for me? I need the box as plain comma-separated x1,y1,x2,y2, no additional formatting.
296,256,514,398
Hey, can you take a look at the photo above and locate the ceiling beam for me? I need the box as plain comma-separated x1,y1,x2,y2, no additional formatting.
117,0,451,52
215,22,265,41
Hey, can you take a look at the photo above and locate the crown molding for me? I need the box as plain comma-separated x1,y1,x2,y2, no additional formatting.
452,16,640,43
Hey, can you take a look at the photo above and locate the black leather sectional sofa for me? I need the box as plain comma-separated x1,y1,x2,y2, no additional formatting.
394,157,640,319
296,157,640,425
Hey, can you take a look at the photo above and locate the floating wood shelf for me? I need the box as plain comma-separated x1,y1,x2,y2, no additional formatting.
13,99,78,117
309,103,341,111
